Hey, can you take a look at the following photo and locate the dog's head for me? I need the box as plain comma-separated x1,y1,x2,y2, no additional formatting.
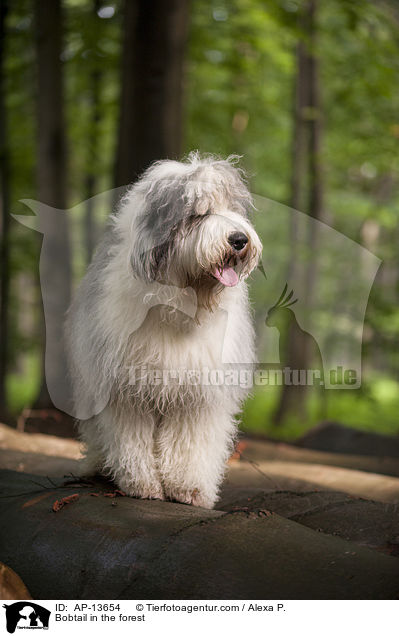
116,153,262,307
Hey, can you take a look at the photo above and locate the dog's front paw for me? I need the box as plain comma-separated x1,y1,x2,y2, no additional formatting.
166,487,216,509
190,488,216,509
116,478,165,502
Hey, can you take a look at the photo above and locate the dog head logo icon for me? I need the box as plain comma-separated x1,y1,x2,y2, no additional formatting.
3,602,50,634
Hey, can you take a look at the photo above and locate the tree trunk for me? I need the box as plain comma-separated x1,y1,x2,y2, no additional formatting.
114,0,190,189
0,0,10,418
273,0,323,425
1,470,399,600
33,0,71,411
286,38,309,282
84,0,102,265
305,0,323,296
303,0,326,420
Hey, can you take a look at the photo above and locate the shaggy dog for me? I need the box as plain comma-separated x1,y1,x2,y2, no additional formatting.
65,153,262,508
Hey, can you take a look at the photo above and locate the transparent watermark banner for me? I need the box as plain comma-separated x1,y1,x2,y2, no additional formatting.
127,366,357,389
13,186,381,419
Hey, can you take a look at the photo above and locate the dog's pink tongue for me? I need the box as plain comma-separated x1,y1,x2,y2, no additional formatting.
213,266,239,287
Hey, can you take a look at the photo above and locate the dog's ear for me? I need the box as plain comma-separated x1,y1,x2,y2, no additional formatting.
130,240,170,282
129,175,187,281
130,227,173,282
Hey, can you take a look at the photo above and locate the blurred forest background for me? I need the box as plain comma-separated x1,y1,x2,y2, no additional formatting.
0,0,399,441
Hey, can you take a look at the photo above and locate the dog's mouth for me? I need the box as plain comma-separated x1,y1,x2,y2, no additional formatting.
212,256,239,287
212,264,239,287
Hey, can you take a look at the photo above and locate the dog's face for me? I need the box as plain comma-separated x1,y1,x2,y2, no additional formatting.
121,154,262,307
174,206,261,295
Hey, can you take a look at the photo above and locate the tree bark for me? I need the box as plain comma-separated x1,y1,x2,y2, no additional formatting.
114,0,190,188
33,0,71,410
286,38,309,282
1,469,399,600
84,0,102,265
273,0,324,425
0,0,10,418
305,0,323,296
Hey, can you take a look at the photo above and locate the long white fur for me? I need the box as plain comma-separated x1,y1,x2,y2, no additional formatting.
65,153,262,508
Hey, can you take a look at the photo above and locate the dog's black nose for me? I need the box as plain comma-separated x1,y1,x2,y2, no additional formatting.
228,231,248,252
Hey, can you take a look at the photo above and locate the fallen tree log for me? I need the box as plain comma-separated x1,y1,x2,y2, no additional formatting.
0,470,399,599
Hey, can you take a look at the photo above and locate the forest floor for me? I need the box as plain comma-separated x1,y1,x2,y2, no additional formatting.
0,422,399,599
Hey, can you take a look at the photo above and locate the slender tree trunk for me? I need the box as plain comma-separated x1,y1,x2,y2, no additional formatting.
114,0,190,188
305,1,326,420
304,0,323,298
273,0,324,425
273,37,310,426
286,39,309,282
33,0,71,410
84,0,101,264
0,0,10,418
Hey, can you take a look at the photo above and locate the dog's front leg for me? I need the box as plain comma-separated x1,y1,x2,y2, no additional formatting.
86,406,165,500
155,409,236,509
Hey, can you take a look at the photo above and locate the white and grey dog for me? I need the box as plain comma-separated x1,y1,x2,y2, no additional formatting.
65,153,262,508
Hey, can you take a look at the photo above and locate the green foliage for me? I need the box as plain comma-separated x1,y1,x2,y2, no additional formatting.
185,0,295,201
6,352,40,413
242,375,399,440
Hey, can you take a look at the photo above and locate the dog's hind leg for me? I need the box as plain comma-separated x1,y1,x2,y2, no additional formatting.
155,409,237,509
